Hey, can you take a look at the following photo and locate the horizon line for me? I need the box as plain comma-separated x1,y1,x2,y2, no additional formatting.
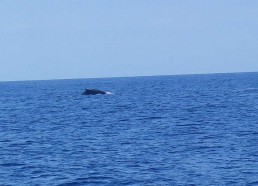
0,71,257,83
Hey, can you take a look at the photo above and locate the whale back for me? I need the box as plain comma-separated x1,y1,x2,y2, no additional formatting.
82,89,106,95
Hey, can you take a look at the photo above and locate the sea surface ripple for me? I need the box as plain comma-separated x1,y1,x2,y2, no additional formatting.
0,73,258,185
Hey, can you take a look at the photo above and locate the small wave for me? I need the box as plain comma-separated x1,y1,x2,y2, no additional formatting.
248,181,258,186
238,88,258,94
0,163,25,167
57,176,112,186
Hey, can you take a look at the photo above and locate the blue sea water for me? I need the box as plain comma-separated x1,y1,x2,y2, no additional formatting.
0,73,258,186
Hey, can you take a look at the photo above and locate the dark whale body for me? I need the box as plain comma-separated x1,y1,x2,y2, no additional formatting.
82,89,106,95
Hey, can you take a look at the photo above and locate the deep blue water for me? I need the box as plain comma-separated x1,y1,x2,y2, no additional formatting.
0,73,258,186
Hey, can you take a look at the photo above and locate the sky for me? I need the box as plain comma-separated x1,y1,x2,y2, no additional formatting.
0,0,258,81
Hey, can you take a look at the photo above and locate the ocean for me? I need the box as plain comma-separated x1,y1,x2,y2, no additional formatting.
0,73,258,185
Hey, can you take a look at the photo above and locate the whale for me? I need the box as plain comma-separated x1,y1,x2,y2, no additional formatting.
82,89,107,95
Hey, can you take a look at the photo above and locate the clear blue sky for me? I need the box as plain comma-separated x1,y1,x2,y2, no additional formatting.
0,0,258,81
